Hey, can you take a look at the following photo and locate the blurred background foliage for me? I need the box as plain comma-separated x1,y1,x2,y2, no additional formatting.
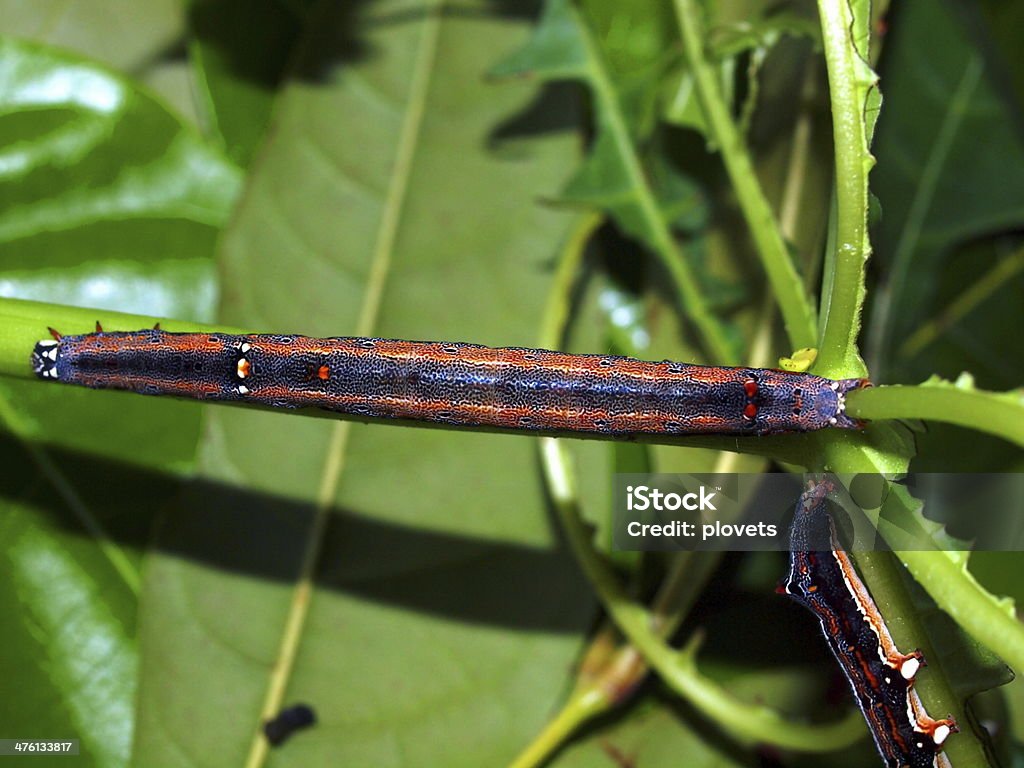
0,0,1022,766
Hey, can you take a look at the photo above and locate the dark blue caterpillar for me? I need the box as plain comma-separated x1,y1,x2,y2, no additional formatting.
32,329,869,436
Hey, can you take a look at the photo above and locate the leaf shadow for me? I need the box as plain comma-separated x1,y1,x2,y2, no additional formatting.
180,0,551,90
5,432,594,633
488,81,583,145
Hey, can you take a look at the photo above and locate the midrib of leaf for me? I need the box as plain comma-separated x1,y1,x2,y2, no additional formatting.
241,3,444,766
866,54,982,376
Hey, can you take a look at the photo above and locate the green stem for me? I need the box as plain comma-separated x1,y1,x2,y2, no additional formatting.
673,0,817,351
574,10,739,365
851,547,990,768
541,437,865,752
815,458,992,767
847,384,1024,449
815,0,873,378
523,212,859,760
509,687,609,768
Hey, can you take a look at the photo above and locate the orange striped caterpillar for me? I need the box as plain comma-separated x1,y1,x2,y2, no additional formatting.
31,328,869,436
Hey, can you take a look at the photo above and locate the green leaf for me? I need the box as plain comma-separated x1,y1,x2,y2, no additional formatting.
867,1,1024,379
551,701,746,767
578,0,676,77
492,0,589,78
186,0,311,165
134,1,595,765
0,0,184,74
0,37,239,462
0,37,239,317
0,444,138,768
0,0,198,125
494,0,740,364
0,38,239,768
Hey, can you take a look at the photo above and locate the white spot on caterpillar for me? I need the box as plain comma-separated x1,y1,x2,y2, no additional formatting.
240,342,251,353
934,724,951,745
237,385,250,395
900,656,921,680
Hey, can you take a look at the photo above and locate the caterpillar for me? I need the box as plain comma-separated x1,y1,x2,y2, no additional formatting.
31,328,868,436
781,478,957,767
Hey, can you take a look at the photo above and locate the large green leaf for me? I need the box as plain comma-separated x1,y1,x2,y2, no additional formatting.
0,431,150,768
0,37,239,460
0,38,238,768
0,0,183,73
0,0,198,125
135,1,596,765
0,485,137,768
866,0,1024,382
186,0,313,165
552,701,744,766
493,0,740,364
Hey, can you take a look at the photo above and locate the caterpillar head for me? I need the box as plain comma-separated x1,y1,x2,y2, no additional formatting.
32,339,60,379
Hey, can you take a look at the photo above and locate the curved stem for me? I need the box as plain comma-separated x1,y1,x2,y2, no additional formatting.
673,0,817,351
541,437,866,752
898,549,1024,678
569,2,739,364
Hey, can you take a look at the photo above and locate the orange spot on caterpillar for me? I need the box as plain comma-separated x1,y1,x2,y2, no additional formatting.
318,365,330,381
743,403,757,420
743,379,758,398
237,358,251,379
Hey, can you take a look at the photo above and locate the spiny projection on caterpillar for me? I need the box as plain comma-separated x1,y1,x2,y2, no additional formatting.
31,325,869,436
